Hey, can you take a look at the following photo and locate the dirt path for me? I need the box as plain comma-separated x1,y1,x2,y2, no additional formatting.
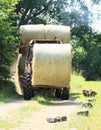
0,99,28,117
4,58,79,130
11,100,78,130
0,98,80,130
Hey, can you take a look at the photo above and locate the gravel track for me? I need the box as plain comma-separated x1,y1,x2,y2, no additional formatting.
0,99,80,130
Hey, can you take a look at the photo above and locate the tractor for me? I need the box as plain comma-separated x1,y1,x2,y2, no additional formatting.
18,24,72,100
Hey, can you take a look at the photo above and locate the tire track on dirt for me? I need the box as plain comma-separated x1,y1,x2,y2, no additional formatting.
9,100,79,130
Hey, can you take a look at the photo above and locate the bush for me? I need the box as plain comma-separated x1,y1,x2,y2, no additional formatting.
0,1,19,81
72,26,101,80
0,80,18,98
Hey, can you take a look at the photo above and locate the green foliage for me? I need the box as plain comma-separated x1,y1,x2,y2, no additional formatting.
60,0,101,80
0,80,19,104
91,0,100,4
72,26,101,80
0,80,17,96
53,74,101,130
69,74,101,130
16,0,66,26
15,0,101,27
0,0,19,81
60,0,91,27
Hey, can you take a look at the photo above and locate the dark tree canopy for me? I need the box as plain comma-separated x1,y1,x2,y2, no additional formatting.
72,25,101,80
60,0,91,27
16,0,67,26
15,0,101,28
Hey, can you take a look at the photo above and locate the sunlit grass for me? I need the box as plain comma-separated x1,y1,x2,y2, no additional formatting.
0,93,54,129
0,74,101,130
68,74,101,130
54,73,101,130
0,120,16,130
0,80,20,104
0,100,43,129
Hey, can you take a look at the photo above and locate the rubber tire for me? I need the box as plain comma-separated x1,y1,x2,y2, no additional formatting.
55,88,61,98
22,73,33,100
60,88,69,100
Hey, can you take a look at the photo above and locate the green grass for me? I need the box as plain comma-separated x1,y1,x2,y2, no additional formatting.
0,120,16,130
69,74,101,130
0,80,20,104
53,73,101,130
34,89,56,105
0,100,44,129
0,74,101,130
0,90,55,129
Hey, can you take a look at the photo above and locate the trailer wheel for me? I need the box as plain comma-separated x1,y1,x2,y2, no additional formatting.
22,73,33,100
61,88,70,100
55,88,61,98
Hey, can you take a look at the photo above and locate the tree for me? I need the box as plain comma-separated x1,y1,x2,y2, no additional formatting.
60,0,91,27
72,26,101,80
0,0,19,81
15,0,67,26
58,0,101,80
59,0,101,27
16,0,100,27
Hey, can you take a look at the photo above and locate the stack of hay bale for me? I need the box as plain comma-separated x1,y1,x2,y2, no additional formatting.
19,24,72,90
20,24,70,44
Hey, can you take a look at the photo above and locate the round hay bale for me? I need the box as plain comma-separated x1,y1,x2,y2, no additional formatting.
20,24,45,44
20,24,70,44
18,54,26,75
46,25,70,43
32,44,72,88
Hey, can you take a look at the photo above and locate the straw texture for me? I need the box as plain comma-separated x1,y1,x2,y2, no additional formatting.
18,54,26,75
46,25,70,43
20,24,45,44
20,24,70,44
32,44,72,88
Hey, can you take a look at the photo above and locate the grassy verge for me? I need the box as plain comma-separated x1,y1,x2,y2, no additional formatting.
0,87,55,129
54,73,101,130
0,74,101,130
68,74,101,130
0,80,20,104
0,100,42,129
